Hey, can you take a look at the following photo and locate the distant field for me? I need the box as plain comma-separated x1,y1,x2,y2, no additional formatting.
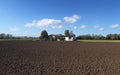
78,40,120,42
1,39,120,42
0,39,39,41
0,41,120,75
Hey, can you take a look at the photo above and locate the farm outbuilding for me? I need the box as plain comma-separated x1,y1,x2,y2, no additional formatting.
65,36,76,41
65,33,76,41
49,31,76,41
49,34,65,41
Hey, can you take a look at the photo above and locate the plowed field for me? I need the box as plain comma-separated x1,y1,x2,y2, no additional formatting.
0,41,120,75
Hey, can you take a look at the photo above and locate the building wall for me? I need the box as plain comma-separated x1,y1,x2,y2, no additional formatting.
65,37,75,41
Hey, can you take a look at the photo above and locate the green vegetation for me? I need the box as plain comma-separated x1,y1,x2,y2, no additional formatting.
76,34,105,40
40,30,49,40
76,34,120,40
64,30,70,36
0,33,39,41
64,30,75,37
0,38,40,41
1,30,120,42
78,40,120,42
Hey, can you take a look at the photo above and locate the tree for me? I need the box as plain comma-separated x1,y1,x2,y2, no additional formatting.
76,34,105,40
64,30,70,36
40,30,49,40
0,33,5,39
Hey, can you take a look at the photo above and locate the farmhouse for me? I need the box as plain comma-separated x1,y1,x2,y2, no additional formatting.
65,35,76,41
65,32,76,41
49,34,65,41
49,33,76,41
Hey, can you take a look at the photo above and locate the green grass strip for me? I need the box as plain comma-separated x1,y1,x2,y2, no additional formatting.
77,40,120,42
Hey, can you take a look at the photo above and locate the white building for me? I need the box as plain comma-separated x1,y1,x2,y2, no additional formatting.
49,31,76,41
65,31,76,41
65,36,76,41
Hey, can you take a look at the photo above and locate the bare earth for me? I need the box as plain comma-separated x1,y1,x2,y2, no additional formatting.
0,41,120,75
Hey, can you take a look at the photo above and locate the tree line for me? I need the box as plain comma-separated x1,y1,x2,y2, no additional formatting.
1,30,120,40
76,34,120,40
40,30,120,40
0,33,13,39
0,33,37,39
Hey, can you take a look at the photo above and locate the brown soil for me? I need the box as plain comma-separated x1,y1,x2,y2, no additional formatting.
0,41,120,75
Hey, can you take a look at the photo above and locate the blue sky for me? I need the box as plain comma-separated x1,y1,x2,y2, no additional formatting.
0,0,120,37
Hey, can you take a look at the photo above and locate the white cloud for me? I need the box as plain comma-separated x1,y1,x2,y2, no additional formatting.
110,24,120,28
73,26,77,29
99,27,105,31
25,19,62,29
25,20,36,27
80,25,87,29
10,26,20,32
63,14,80,23
25,14,81,29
